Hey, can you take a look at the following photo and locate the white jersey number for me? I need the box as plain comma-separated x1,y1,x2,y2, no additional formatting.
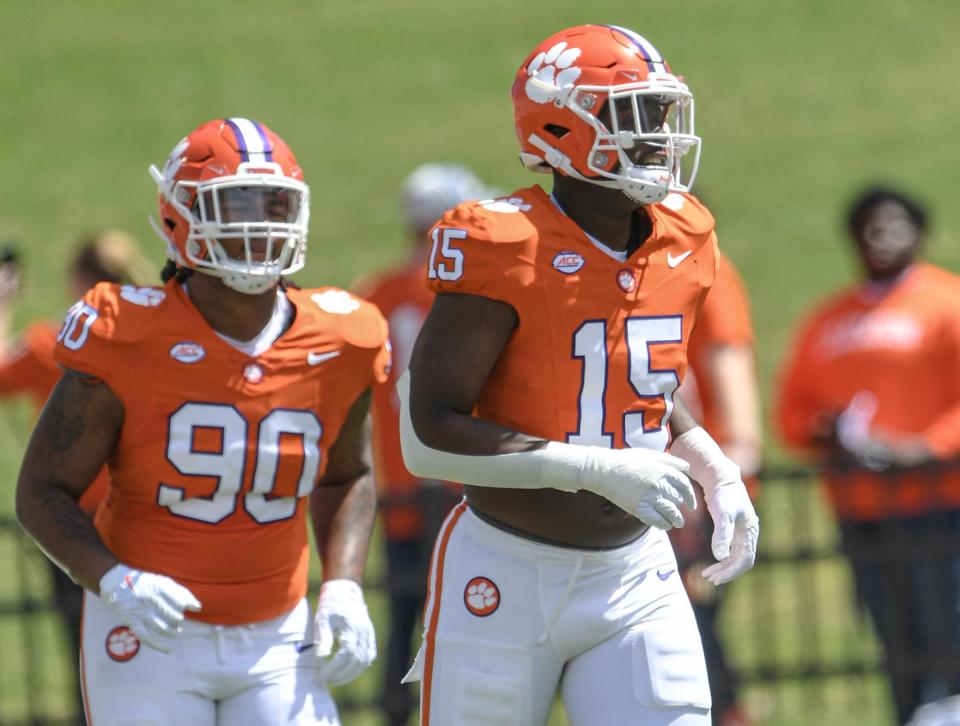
427,228,466,281
159,403,323,524
57,301,99,351
568,316,682,451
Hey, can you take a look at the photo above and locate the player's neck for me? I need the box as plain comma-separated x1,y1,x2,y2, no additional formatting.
184,273,281,341
551,175,648,253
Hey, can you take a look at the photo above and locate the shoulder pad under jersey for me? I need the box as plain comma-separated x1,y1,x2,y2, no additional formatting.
655,192,716,239
54,283,169,372
440,194,541,247
291,286,389,350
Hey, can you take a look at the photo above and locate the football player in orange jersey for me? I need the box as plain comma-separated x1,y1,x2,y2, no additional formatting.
0,229,150,725
354,162,491,726
775,186,960,724
15,118,390,726
396,25,759,725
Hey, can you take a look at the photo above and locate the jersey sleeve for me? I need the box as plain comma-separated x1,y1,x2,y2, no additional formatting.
424,201,536,309
922,299,960,457
53,284,124,383
693,255,754,347
333,293,392,387
773,314,826,453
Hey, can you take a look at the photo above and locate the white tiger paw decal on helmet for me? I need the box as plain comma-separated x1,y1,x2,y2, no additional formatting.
525,42,582,104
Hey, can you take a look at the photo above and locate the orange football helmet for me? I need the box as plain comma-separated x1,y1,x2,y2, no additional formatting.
148,118,310,294
511,25,700,204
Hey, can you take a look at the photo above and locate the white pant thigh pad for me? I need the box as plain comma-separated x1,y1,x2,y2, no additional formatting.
430,636,532,726
561,609,711,725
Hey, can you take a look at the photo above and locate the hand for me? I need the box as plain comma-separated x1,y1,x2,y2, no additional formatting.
313,579,376,686
671,427,759,585
579,447,696,529
98,563,202,652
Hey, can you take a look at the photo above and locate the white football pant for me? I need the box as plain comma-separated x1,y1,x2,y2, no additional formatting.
81,594,338,726
407,502,711,725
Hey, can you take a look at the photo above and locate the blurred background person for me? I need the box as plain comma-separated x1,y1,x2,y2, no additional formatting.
0,228,151,725
675,251,762,726
774,185,960,724
353,162,492,726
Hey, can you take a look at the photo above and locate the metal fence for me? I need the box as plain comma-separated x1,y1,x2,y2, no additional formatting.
2,465,959,725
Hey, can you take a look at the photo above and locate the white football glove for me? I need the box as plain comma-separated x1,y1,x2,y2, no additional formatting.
313,579,377,687
576,447,696,529
98,563,202,652
671,427,760,585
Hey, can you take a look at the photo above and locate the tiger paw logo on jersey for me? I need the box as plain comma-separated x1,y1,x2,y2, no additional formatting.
617,269,638,292
243,362,265,383
105,626,140,662
525,42,582,104
464,576,500,617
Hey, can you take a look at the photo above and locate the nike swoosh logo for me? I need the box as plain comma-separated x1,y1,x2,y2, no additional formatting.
307,350,341,366
295,641,314,653
666,250,692,268
656,569,675,581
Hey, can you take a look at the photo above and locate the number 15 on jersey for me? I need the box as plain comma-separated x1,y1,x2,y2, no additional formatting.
569,316,682,452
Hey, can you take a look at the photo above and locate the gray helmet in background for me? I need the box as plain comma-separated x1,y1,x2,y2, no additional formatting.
400,163,496,234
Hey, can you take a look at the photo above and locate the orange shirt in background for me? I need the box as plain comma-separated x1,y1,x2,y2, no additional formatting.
0,321,107,516
55,281,390,624
775,263,960,520
355,260,460,541
685,254,755,446
427,186,718,449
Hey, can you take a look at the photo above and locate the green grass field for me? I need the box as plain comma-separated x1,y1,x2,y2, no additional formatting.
1,0,958,723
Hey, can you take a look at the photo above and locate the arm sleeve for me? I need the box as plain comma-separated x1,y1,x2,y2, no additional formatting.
922,312,960,457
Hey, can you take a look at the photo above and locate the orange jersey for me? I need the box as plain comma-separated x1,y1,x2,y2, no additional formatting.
775,263,960,519
355,259,460,540
55,281,390,624
427,186,718,450
685,255,754,446
0,321,108,516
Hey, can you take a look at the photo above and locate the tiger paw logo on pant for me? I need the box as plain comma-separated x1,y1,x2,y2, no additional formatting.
105,625,141,662
463,576,500,617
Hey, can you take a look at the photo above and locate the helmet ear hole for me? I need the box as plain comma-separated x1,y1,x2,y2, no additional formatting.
164,218,176,232
544,124,570,139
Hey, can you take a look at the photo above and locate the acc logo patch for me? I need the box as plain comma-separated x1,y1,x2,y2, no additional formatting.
617,269,637,293
170,341,205,363
464,576,500,617
552,251,585,274
105,626,140,662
